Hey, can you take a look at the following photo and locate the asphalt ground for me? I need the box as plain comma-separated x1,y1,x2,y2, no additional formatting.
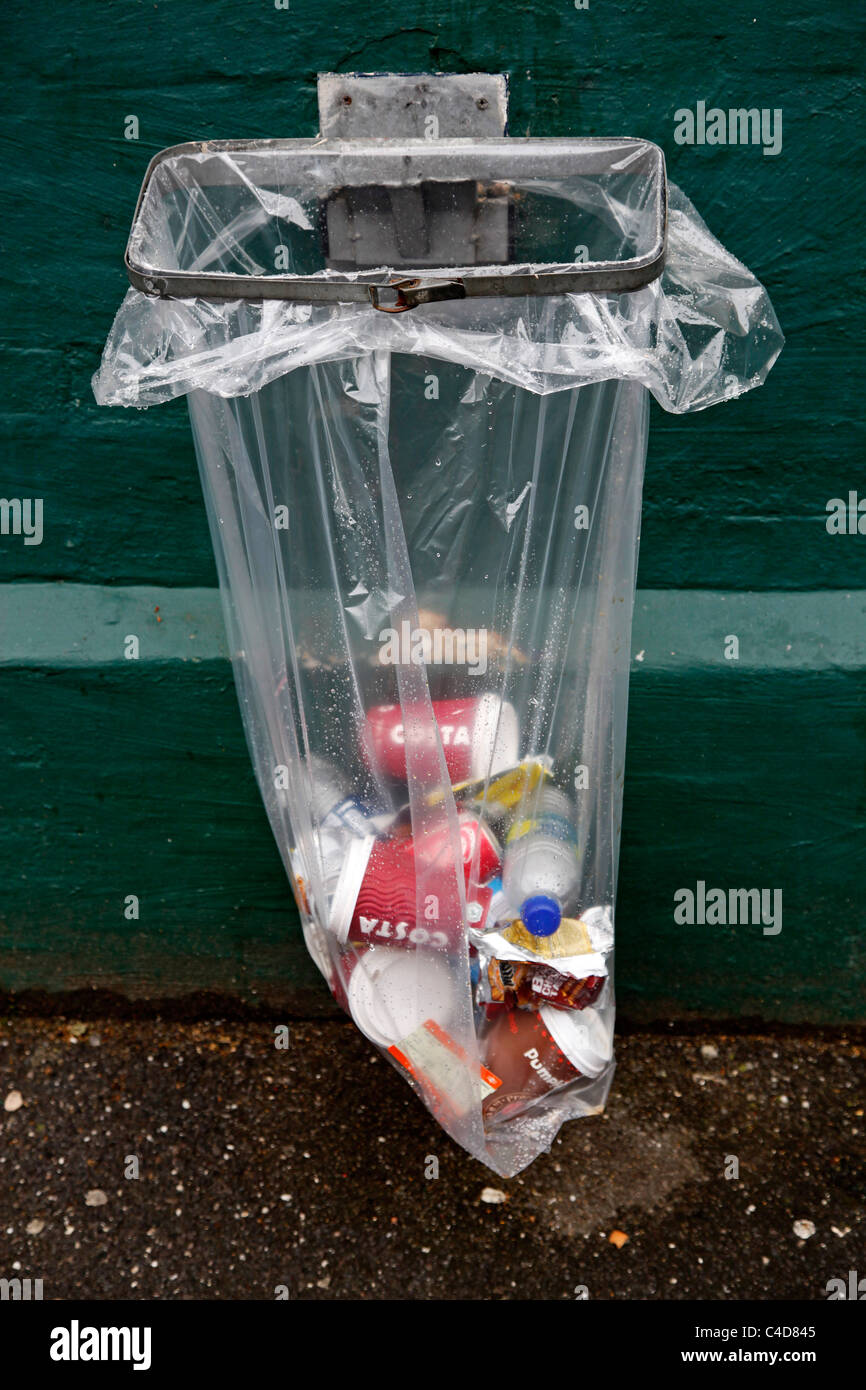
0,1017,863,1301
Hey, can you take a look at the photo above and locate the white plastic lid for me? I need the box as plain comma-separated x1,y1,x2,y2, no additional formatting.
347,947,455,1048
539,1004,612,1078
329,834,376,943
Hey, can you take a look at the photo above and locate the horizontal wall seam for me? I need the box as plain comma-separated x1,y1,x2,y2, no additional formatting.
1,584,864,671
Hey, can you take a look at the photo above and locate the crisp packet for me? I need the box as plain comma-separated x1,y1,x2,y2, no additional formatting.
471,905,614,988
488,959,605,1012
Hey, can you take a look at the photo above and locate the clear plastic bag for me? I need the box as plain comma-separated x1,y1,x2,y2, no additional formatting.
94,156,781,1176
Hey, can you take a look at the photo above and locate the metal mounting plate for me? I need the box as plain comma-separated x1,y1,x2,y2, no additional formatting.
317,72,508,140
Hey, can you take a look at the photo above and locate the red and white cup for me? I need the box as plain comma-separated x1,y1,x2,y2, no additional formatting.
330,814,501,952
413,811,502,883
363,694,519,784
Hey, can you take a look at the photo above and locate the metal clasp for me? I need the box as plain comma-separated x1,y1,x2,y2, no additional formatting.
369,278,467,313
369,279,420,314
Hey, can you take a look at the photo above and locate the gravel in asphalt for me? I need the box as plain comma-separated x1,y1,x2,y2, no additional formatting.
0,1018,863,1300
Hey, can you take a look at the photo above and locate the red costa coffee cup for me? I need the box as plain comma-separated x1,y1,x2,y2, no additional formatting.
364,694,519,784
332,815,501,951
414,812,502,884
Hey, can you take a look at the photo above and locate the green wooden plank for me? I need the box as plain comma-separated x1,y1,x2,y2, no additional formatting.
1,583,863,1021
3,583,865,671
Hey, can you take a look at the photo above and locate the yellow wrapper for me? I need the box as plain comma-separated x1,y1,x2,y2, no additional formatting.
502,915,594,959
465,756,550,813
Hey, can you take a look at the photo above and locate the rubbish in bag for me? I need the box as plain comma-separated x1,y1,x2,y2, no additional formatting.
363,694,519,784
502,784,580,937
334,811,501,952
486,959,605,1013
481,1004,612,1123
93,75,782,1176
303,753,388,871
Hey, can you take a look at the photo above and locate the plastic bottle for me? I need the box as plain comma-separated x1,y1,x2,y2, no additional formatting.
502,786,579,937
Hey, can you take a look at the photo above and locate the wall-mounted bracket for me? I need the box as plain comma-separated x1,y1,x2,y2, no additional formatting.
317,73,511,270
316,72,508,140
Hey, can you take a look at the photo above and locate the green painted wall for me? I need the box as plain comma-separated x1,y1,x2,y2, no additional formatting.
1,1,864,1018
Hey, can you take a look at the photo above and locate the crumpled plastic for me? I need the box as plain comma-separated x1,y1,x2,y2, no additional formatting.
93,184,782,413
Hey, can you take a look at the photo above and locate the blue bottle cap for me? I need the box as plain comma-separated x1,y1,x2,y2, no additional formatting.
521,894,562,938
